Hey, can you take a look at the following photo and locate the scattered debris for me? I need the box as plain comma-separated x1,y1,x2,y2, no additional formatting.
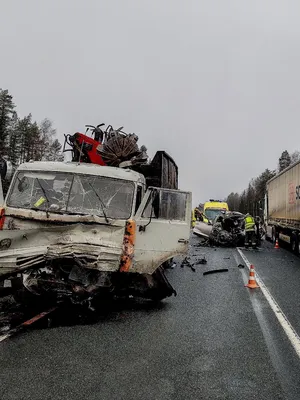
0,306,57,342
203,268,229,276
237,264,245,268
181,257,196,272
194,258,207,265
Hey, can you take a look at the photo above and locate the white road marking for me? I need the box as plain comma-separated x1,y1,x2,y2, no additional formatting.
0,333,11,342
237,247,300,359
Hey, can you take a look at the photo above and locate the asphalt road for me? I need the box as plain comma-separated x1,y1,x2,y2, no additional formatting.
1,235,300,399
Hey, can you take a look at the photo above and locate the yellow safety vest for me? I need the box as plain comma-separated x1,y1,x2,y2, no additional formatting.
245,216,255,231
191,209,196,228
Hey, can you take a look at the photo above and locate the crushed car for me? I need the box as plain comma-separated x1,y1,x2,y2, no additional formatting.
208,211,245,247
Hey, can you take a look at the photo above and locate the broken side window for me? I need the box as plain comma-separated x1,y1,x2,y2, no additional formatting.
141,189,187,221
159,191,187,221
135,185,143,213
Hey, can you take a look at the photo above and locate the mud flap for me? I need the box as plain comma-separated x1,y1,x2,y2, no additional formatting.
147,266,176,300
114,266,176,301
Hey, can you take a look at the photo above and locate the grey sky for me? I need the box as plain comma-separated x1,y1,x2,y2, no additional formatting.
1,0,300,205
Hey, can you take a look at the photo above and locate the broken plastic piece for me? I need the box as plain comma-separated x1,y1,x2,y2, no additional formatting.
194,258,207,265
203,268,229,276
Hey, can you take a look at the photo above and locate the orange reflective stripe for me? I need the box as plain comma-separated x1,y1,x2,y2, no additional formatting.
120,219,136,272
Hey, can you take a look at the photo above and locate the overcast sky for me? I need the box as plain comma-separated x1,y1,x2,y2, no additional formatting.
1,0,300,205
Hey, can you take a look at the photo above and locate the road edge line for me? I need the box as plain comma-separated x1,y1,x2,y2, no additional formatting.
237,247,300,359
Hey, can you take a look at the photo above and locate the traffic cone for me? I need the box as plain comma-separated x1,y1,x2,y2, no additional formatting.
274,239,280,249
244,265,259,289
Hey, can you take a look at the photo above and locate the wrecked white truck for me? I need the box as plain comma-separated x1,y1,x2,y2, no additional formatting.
0,160,191,304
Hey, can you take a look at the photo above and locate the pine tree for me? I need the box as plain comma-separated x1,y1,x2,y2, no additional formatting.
226,192,240,211
278,150,291,172
246,183,255,215
253,169,276,202
46,139,64,161
290,151,300,164
38,118,55,159
239,191,246,214
7,111,19,165
17,114,34,163
0,89,15,155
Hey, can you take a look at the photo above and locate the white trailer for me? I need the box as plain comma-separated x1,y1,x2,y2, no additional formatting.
265,160,300,253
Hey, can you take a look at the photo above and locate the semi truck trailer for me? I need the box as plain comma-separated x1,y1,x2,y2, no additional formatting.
265,161,300,253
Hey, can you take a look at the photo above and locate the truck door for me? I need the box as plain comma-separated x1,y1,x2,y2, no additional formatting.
132,187,192,274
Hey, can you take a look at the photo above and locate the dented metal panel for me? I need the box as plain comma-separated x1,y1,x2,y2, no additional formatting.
131,188,192,274
0,222,126,277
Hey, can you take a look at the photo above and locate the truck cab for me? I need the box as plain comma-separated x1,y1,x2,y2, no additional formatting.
0,161,192,302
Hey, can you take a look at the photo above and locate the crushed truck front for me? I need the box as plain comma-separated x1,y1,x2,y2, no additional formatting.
0,161,192,303
0,162,145,299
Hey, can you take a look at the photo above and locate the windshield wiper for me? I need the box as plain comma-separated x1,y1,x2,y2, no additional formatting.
35,178,50,218
88,182,110,223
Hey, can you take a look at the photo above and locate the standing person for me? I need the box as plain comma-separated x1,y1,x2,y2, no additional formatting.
191,208,196,228
255,216,261,247
244,213,256,249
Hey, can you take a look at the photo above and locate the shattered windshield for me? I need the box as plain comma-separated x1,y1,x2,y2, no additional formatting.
204,208,225,221
7,171,135,219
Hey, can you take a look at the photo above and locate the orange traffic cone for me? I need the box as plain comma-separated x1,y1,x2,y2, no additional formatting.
274,239,280,249
245,265,259,289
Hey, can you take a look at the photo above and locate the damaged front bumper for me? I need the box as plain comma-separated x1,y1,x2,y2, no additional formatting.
0,222,176,303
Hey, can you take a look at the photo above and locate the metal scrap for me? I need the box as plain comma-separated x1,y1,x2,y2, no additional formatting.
98,126,148,167
194,257,207,265
203,268,229,276
0,307,57,342
181,257,196,272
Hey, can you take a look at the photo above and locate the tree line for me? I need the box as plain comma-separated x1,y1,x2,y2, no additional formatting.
226,150,300,216
0,88,63,167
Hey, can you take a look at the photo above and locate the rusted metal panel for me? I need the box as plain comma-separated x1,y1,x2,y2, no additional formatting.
119,219,136,272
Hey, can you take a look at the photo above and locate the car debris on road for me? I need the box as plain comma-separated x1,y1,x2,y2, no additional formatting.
203,268,229,276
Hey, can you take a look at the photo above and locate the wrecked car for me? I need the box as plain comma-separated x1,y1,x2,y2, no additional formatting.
209,211,245,246
0,161,192,304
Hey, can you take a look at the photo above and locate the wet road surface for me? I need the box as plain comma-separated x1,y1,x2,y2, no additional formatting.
1,235,300,399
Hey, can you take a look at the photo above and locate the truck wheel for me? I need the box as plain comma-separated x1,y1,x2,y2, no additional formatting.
291,234,299,255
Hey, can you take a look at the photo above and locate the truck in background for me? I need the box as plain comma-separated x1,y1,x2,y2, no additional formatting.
265,160,300,253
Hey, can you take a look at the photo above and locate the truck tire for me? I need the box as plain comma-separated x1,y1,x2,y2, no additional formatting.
291,234,299,255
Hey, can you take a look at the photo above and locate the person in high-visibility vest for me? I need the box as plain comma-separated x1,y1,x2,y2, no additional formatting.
191,208,196,228
244,213,256,248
